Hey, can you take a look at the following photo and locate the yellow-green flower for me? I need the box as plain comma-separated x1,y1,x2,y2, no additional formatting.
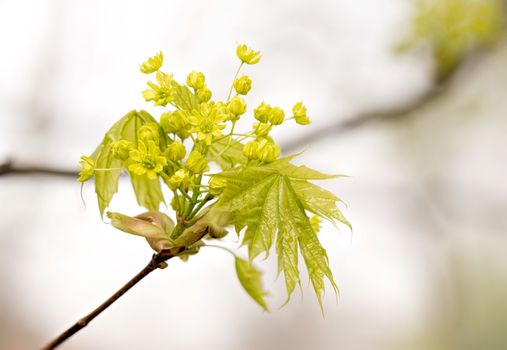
196,85,212,103
236,44,261,65
160,110,191,139
228,96,247,116
242,140,259,160
78,156,95,182
165,141,186,161
111,140,133,161
128,140,167,180
142,71,176,106
187,71,205,89
140,52,164,74
168,169,190,190
185,150,208,174
209,177,227,196
138,123,160,143
293,102,310,125
233,75,252,95
254,102,271,123
268,107,284,125
189,103,227,145
242,138,280,162
257,138,280,162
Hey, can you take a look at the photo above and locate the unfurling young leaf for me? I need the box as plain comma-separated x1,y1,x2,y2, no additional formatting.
107,211,174,252
235,257,269,311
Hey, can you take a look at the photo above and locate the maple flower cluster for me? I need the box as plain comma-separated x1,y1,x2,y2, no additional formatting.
79,44,311,193
78,44,348,312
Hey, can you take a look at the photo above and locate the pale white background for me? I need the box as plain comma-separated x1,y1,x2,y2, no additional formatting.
1,1,506,349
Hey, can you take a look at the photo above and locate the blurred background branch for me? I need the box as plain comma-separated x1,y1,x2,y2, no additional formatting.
0,159,76,178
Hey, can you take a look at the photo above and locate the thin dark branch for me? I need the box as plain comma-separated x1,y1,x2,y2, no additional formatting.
42,247,184,350
0,160,76,178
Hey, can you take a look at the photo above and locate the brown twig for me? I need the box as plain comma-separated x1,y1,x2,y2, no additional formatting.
42,247,184,350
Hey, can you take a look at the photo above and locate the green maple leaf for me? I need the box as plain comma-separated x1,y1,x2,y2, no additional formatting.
171,82,199,111
90,110,167,216
212,157,349,308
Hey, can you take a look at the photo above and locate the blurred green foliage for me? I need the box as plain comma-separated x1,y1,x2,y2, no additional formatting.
399,0,505,79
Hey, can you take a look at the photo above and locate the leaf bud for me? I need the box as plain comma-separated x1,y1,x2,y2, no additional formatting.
233,75,252,95
187,70,205,90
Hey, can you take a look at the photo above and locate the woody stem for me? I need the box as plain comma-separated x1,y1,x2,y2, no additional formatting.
42,247,184,350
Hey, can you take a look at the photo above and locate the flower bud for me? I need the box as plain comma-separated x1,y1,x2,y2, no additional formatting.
242,141,259,160
292,101,306,117
293,102,310,125
187,70,205,90
257,139,280,162
111,140,133,161
295,114,310,125
78,156,95,182
140,52,163,74
171,195,186,211
209,177,227,196
168,169,190,190
185,150,208,174
268,107,284,125
233,75,252,95
160,112,173,133
176,129,191,140
196,86,212,103
160,111,190,134
253,122,271,137
165,141,186,161
138,123,160,143
236,44,262,65
228,96,247,116
254,102,271,123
